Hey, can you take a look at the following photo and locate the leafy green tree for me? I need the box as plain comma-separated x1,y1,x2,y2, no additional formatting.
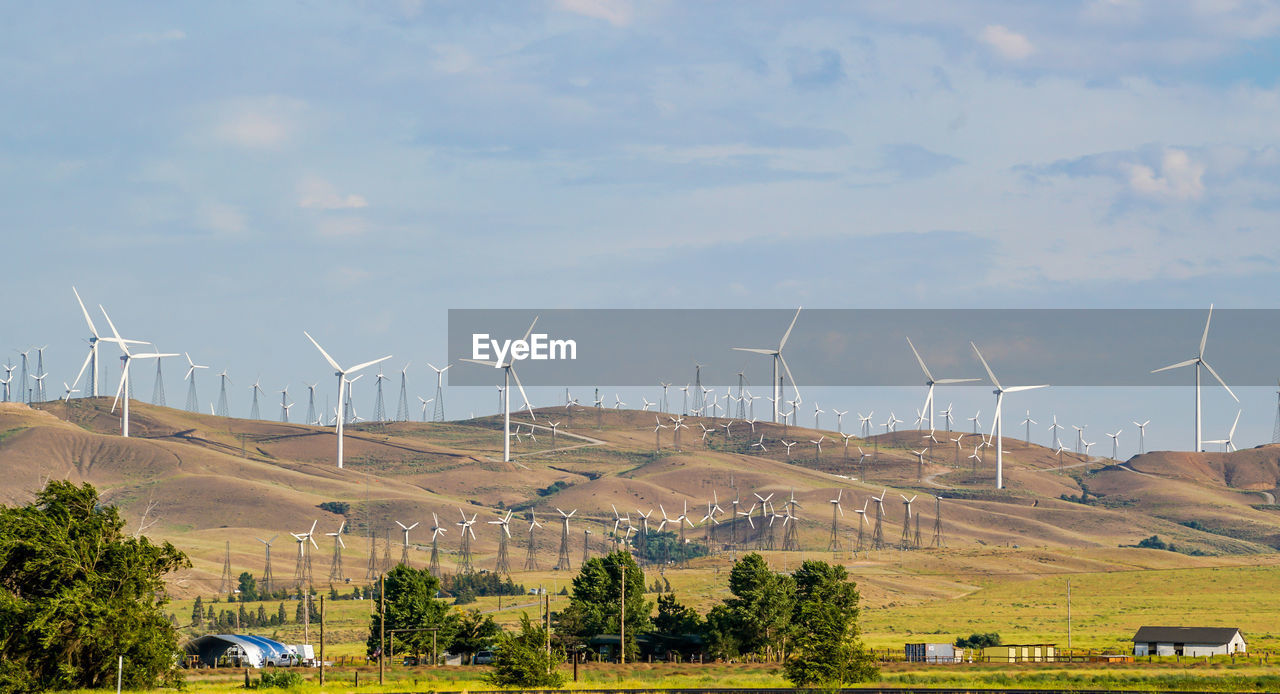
277,602,287,625
485,613,566,688
192,595,204,625
555,550,649,660
782,560,877,686
367,565,459,659
955,632,1001,649
238,571,258,601
0,481,189,692
706,553,793,660
652,593,702,635
453,609,502,664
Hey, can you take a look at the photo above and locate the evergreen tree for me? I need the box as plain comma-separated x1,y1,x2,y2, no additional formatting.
782,560,877,686
277,602,287,625
192,595,204,626
237,572,258,602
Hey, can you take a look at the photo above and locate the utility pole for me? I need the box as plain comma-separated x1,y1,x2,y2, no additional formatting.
619,562,626,666
319,596,325,685
379,574,385,685
545,593,552,674
1066,578,1072,652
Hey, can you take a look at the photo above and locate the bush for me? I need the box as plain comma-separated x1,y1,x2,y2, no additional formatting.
485,613,566,689
250,670,304,689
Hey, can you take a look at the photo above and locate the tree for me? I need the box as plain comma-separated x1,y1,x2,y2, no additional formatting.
238,572,259,602
706,553,793,660
485,613,566,688
277,602,287,625
453,609,502,664
555,550,649,660
782,560,878,686
367,565,459,659
192,595,204,626
653,593,702,636
0,481,189,692
955,632,1001,649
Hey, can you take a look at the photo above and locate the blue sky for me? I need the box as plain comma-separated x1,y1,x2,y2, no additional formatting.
4,1,1280,455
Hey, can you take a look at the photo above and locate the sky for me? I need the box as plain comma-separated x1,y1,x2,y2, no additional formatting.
3,1,1280,456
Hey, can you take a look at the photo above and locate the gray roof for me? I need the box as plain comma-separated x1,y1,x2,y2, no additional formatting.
1132,626,1242,645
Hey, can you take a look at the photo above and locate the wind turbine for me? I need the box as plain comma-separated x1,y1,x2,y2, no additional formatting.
396,520,419,566
1106,429,1123,460
461,317,538,463
183,353,208,413
326,522,346,582
972,342,1048,490
1133,420,1150,454
858,411,874,438
101,307,175,438
1204,410,1242,452
418,396,434,422
303,331,392,468
1021,410,1037,443
732,307,802,423
1150,305,1238,452
1048,415,1064,450
906,337,978,431
427,362,451,422
68,287,145,398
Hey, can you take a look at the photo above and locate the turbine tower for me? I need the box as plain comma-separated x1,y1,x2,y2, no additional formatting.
427,514,446,577
972,342,1049,490
523,512,543,571
781,492,800,552
827,489,844,552
395,362,410,422
249,378,263,420
305,383,317,425
396,520,419,567
461,318,539,462
489,511,514,575
1150,305,1237,452
428,362,451,422
555,508,575,571
279,387,293,423
183,353,207,412
216,370,231,417
899,495,917,549
327,522,346,582
303,331,391,468
853,500,869,554
871,490,886,550
219,541,234,595
151,351,170,407
732,307,802,423
907,336,978,430
256,535,277,594
373,366,388,422
931,496,944,548
456,510,477,573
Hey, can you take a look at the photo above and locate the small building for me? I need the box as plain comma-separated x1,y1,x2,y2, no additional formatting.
1132,627,1246,657
983,644,1056,662
905,643,959,663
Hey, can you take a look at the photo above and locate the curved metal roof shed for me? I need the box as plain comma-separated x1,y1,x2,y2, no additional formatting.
184,634,290,668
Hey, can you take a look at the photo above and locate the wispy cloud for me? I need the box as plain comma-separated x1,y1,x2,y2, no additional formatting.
298,177,368,210
211,96,306,149
554,0,633,27
980,24,1035,60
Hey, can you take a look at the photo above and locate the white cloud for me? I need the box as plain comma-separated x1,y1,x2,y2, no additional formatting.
195,201,247,236
212,96,306,149
297,177,369,210
1125,148,1205,199
554,0,633,27
980,24,1035,60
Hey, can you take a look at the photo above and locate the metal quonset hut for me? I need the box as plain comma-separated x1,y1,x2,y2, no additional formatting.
184,634,291,668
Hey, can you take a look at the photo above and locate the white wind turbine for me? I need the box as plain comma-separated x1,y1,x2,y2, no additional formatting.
101,307,174,438
732,307,802,423
183,353,208,413
832,408,848,433
906,337,978,431
1204,410,1242,452
1150,305,1238,452
1106,429,1123,460
303,331,392,469
461,317,539,463
1133,420,1150,454
972,342,1048,490
69,288,145,398
858,411,874,438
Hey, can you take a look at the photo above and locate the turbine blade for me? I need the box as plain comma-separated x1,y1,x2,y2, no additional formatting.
732,347,775,355
778,307,802,350
522,316,540,343
1199,304,1213,357
906,336,932,381
73,287,99,337
70,350,93,395
509,366,536,420
1202,360,1238,402
1004,384,1048,393
1151,358,1198,373
348,355,393,374
970,342,1000,391
304,332,342,371
779,354,800,405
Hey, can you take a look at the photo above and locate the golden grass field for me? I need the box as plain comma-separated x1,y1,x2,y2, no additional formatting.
7,398,1280,690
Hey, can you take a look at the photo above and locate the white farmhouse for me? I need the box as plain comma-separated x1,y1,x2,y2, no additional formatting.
1132,626,1246,656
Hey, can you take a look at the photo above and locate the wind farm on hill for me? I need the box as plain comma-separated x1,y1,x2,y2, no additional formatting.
5,296,1280,654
